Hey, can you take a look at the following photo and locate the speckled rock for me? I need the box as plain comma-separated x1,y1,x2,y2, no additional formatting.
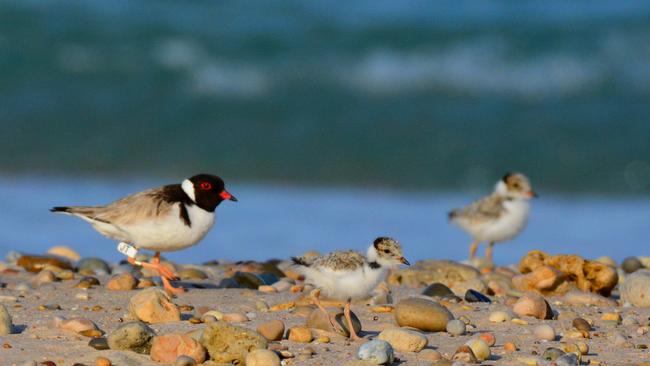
199,322,267,364
621,271,650,307
129,287,181,323
245,349,281,366
394,297,454,332
357,339,394,365
107,321,155,354
150,334,206,363
377,328,427,352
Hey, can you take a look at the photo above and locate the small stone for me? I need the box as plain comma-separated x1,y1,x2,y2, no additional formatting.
31,270,57,287
80,329,103,338
76,257,111,275
271,280,292,292
622,315,638,326
542,347,565,361
201,310,223,321
572,318,591,332
54,316,98,334
17,255,72,272
422,283,454,297
178,268,208,280
174,355,197,366
489,310,511,323
222,312,248,323
107,321,155,354
75,276,100,289
357,339,394,365
88,337,109,350
622,257,643,273
554,353,579,366
479,332,496,346
600,312,621,323
394,297,454,332
561,290,617,307
94,357,111,366
465,289,491,303
465,338,490,361
534,324,556,341
56,269,74,280
512,293,553,320
150,334,206,363
258,285,277,293
256,300,269,312
129,287,180,323
246,349,281,366
418,349,442,361
232,272,278,289
610,331,627,346
377,328,427,352
315,336,330,343
288,326,312,343
504,342,517,353
0,304,13,335
446,319,466,336
199,322,267,364
107,273,138,290
137,278,156,288
575,341,589,355
306,308,361,337
47,246,80,262
256,320,285,341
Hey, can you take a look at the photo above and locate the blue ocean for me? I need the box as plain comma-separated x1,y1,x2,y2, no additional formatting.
1,1,649,264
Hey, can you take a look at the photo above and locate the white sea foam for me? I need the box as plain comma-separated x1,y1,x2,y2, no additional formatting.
188,61,269,98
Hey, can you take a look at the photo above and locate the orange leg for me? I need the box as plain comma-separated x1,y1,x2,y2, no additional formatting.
310,289,340,332
469,240,479,260
128,252,185,295
344,300,362,341
486,242,495,263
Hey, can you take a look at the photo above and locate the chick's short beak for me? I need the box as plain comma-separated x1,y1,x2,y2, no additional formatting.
528,190,538,198
220,191,238,202
400,257,410,266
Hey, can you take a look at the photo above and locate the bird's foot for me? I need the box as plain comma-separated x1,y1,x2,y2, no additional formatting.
162,276,185,296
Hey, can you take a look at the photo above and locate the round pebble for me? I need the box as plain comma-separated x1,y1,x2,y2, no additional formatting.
245,349,280,366
534,324,556,341
357,339,394,365
504,342,517,353
542,347,565,361
572,318,591,332
622,257,643,273
446,319,466,336
479,332,496,346
465,338,490,361
95,357,111,366
174,355,197,366
489,311,511,323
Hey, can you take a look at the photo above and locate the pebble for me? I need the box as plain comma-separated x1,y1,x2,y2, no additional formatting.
452,344,478,363
512,293,552,320
199,322,267,364
106,273,138,290
256,319,285,341
610,331,627,346
17,255,72,272
504,342,517,353
554,352,579,366
76,257,111,275
174,356,197,366
150,334,206,363
489,310,512,323
465,289,491,303
31,270,57,287
446,319,466,336
88,337,109,350
534,324,556,341
622,257,643,273
222,312,249,323
258,285,277,293
232,272,278,289
272,280,292,292
106,321,155,354
418,349,442,361
601,312,621,323
542,347,565,361
94,357,111,366
47,246,81,262
54,316,98,334
177,268,208,280
137,278,156,288
256,300,269,312
357,339,394,365
594,256,617,267
561,290,617,307
129,287,180,323
288,326,312,343
465,338,490,361
394,297,454,332
377,328,427,352
0,304,12,335
245,349,281,366
422,282,454,297
621,271,650,307
572,318,591,332
75,276,100,289
622,315,639,326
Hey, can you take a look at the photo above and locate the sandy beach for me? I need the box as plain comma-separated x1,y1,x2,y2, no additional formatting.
1,248,649,366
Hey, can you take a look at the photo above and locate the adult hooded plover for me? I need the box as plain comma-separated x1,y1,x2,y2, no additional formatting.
292,237,409,341
51,174,236,294
449,172,537,262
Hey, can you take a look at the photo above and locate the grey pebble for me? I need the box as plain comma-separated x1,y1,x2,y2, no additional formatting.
174,355,197,366
358,339,394,365
446,319,466,336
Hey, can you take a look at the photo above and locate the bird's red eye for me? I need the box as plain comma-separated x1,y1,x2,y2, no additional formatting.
200,182,212,190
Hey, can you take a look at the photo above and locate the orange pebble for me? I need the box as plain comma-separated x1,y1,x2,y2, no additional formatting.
503,342,517,353
479,332,496,347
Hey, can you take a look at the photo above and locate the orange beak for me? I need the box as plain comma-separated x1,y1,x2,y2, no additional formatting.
527,190,538,198
399,257,410,266
220,191,238,202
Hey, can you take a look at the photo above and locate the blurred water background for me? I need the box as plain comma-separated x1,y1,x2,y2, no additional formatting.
1,1,649,264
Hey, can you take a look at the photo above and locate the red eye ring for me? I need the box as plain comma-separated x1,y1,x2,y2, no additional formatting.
200,182,212,190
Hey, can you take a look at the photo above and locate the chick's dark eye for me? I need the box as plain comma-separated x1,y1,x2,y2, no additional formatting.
383,249,390,254
200,182,212,190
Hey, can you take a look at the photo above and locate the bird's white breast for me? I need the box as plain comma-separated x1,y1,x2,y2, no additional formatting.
123,203,215,252
304,264,388,301
475,199,530,243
